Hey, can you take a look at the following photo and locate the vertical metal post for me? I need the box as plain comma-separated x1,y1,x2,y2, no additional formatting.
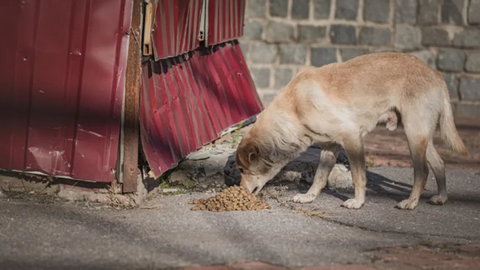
121,0,143,193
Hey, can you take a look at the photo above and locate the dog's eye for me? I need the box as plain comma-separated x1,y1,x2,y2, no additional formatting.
239,168,244,173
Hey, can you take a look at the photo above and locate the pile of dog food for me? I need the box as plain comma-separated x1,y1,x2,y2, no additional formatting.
190,186,270,211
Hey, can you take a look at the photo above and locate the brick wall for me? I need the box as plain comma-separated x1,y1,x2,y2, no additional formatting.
239,0,480,119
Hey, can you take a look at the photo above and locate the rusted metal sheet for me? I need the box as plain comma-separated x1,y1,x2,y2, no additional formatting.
121,0,143,192
0,0,133,182
140,42,263,177
206,0,245,46
152,0,203,60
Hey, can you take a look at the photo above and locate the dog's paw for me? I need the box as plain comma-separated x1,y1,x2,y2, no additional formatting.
292,193,316,203
396,198,418,210
341,198,364,209
428,194,447,205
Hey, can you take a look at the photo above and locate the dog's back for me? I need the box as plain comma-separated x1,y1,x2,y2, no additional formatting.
276,52,463,149
287,52,444,114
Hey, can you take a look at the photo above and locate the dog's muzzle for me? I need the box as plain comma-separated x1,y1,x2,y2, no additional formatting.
240,177,265,195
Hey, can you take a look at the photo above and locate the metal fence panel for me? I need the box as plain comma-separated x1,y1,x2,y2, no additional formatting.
140,42,262,176
207,0,245,46
152,0,203,60
0,0,132,182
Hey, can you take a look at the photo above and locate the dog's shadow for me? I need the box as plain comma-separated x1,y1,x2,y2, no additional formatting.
223,147,413,203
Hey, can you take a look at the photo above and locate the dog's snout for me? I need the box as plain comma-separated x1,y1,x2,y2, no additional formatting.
240,179,249,191
240,178,255,193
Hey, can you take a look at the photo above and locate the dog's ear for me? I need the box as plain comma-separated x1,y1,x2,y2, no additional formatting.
247,143,260,163
237,141,260,168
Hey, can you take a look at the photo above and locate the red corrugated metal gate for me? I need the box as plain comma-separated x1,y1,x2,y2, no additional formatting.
0,0,262,189
141,0,261,177
0,0,132,182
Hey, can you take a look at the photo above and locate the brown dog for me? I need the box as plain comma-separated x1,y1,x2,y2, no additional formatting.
236,52,467,210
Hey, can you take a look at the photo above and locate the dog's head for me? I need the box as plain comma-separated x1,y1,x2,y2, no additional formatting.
235,135,282,195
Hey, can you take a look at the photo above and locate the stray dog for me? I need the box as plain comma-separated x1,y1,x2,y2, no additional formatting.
236,52,467,210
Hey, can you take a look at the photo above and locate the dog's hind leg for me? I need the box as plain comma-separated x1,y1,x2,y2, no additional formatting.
293,144,341,203
426,141,448,205
396,122,431,210
341,136,367,209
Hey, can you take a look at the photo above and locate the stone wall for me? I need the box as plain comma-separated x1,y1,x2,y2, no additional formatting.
239,0,480,119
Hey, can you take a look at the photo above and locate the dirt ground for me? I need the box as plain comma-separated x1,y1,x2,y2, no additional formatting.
364,117,480,169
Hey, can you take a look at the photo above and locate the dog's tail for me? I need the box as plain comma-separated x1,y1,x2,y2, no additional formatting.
440,90,468,155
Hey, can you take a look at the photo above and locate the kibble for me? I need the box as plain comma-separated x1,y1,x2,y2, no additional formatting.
190,186,271,211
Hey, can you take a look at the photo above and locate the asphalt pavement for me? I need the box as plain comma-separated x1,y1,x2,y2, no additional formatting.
1,166,479,270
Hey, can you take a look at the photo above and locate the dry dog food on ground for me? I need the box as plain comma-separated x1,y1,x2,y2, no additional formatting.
190,186,270,211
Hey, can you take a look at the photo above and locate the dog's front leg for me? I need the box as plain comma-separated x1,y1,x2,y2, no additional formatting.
293,144,340,203
342,137,367,209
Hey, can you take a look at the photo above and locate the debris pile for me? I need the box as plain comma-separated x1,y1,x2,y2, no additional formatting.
190,186,270,211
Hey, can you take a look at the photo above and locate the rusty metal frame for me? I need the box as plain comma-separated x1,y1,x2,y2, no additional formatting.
198,0,209,42
142,0,156,56
119,0,144,193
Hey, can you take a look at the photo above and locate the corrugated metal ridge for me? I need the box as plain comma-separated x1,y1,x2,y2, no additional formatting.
152,0,203,60
206,0,245,46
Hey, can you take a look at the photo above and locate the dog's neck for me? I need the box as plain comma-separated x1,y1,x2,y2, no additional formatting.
253,111,310,166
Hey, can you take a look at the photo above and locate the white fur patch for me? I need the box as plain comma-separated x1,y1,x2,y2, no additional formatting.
297,80,357,135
